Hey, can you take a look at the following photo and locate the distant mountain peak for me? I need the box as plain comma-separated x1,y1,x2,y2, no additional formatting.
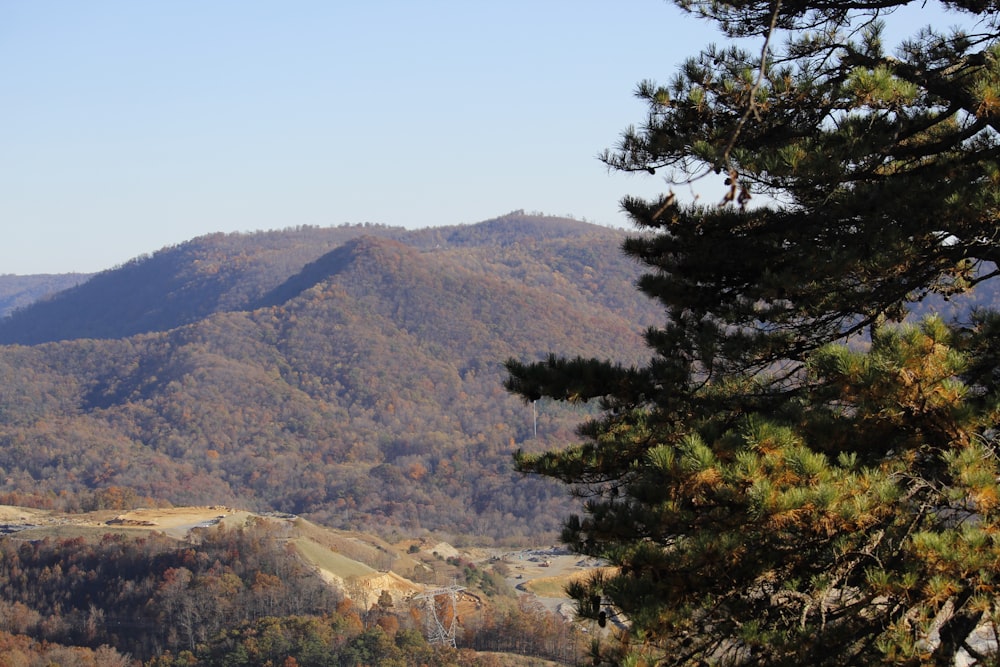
0,218,625,345
256,235,414,309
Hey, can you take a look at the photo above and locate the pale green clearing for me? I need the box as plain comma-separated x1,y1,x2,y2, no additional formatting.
522,567,617,598
292,537,377,579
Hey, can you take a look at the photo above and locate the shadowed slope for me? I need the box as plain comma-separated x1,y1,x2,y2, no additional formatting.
0,220,655,540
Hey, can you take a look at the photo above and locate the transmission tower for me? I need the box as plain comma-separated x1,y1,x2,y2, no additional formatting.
412,585,465,647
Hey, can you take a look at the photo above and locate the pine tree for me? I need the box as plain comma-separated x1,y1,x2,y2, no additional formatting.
506,2,1000,664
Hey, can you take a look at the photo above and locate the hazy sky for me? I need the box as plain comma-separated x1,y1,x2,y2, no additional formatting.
1,1,962,274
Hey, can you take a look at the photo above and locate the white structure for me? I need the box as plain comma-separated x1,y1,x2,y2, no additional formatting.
412,585,465,647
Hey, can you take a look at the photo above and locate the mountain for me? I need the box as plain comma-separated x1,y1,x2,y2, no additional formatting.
0,224,409,344
0,273,92,319
0,214,659,542
0,215,655,345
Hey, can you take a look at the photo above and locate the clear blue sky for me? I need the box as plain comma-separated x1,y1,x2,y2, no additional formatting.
0,1,959,274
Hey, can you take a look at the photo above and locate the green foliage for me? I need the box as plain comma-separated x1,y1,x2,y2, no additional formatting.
523,317,1000,663
507,1,1000,664
445,555,517,599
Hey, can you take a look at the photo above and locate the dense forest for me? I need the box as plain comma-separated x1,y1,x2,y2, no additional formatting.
0,515,587,665
0,214,660,541
0,273,91,320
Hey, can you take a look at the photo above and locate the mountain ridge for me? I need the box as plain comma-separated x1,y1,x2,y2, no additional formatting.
0,273,92,320
0,215,655,541
0,214,633,345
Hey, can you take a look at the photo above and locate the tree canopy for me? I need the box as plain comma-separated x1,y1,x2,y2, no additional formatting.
506,1,1000,664
0,218,658,542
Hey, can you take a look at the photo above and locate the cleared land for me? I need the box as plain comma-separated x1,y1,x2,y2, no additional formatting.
0,505,604,621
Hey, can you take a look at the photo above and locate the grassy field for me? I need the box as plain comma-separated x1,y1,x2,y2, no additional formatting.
291,537,377,579
521,567,617,598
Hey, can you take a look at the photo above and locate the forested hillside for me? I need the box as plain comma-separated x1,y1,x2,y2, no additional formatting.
0,507,585,664
0,273,91,319
0,214,658,541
